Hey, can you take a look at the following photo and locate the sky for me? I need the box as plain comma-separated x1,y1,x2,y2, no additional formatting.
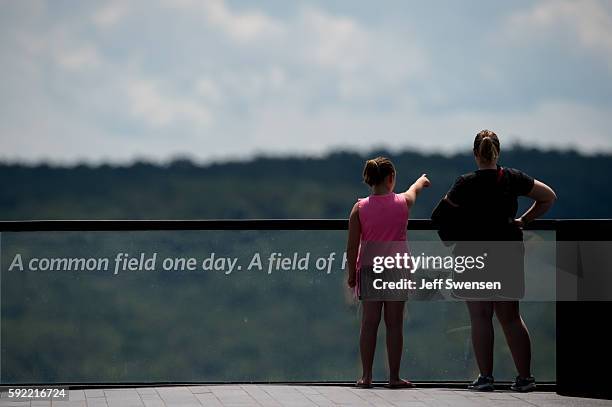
1,0,612,164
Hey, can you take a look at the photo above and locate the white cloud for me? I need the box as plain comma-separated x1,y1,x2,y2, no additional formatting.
160,0,284,43
92,1,130,28
14,22,103,73
126,78,212,128
294,7,426,100
1,0,611,164
503,0,612,65
195,78,223,104
2,96,610,164
230,98,612,161
300,8,370,74
157,1,426,102
56,44,101,71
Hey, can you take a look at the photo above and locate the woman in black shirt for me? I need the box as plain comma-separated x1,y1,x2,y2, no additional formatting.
439,130,556,392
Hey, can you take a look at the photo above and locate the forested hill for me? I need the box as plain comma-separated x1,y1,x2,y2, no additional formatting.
1,148,610,220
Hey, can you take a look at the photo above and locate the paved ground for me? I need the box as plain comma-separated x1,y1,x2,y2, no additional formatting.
1,385,611,407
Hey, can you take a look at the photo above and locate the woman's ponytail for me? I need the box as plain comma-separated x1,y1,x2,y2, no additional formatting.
474,130,500,164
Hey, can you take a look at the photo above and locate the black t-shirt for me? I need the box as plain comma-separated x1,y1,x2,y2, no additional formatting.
446,166,534,240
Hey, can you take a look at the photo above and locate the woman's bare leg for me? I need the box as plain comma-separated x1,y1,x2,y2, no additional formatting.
467,301,495,376
359,301,383,384
384,301,409,385
495,301,532,378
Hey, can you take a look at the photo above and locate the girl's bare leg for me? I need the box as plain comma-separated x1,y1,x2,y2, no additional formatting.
359,301,383,384
384,301,410,386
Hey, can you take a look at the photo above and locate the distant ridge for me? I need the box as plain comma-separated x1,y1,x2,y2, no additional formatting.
1,147,610,220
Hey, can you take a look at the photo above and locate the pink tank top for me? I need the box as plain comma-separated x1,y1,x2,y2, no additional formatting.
356,192,409,274
358,192,409,241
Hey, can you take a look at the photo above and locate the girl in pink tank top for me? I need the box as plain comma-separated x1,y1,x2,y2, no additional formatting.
346,156,430,389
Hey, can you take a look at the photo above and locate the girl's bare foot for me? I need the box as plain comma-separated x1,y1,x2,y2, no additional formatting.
387,378,415,389
356,378,373,388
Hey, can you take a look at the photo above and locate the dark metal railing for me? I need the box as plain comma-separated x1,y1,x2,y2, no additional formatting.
0,218,574,231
